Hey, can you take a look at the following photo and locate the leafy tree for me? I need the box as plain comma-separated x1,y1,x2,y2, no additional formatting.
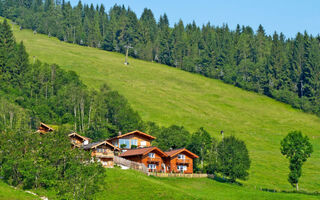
0,128,105,199
155,125,190,151
280,131,313,190
188,127,212,172
216,136,251,182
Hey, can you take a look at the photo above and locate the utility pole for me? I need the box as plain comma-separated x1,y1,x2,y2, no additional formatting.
124,44,133,65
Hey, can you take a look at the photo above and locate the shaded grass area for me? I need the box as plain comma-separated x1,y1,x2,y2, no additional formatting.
0,181,37,200
2,17,319,195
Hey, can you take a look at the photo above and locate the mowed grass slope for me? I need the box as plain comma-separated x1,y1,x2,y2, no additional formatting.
99,168,318,200
0,181,37,200
8,20,320,192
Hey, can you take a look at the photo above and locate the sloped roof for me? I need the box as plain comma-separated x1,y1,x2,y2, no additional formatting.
68,132,91,141
120,146,167,157
165,148,199,159
107,130,156,142
83,141,120,151
37,122,54,132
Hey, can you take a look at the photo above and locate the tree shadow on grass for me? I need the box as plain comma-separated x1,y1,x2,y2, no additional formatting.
261,188,320,196
209,174,243,186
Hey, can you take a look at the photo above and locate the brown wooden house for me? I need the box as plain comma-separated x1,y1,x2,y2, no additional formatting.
37,122,54,134
68,132,91,148
83,141,120,168
164,148,199,174
119,147,167,172
107,130,156,149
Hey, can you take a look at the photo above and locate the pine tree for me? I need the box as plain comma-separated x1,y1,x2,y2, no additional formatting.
0,20,16,83
157,14,172,65
300,33,315,98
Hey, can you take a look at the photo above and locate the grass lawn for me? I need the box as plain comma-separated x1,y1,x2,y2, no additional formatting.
1,18,319,198
98,168,319,200
0,181,37,200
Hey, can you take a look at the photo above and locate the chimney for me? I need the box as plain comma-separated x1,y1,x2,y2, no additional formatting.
118,131,122,136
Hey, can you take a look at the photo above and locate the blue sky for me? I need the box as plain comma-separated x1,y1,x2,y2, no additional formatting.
70,0,319,38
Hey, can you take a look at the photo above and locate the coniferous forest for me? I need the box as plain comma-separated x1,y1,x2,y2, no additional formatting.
1,0,320,115
0,1,319,198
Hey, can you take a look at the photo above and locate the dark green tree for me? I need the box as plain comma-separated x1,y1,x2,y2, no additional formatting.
217,136,251,182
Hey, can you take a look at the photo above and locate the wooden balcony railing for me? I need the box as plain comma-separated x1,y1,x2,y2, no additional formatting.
176,158,191,164
93,152,114,158
147,157,162,163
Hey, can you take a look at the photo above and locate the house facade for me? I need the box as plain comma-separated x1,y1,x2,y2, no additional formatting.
68,132,91,148
164,148,199,174
119,146,167,172
65,130,198,173
107,130,156,149
83,141,120,168
37,122,54,134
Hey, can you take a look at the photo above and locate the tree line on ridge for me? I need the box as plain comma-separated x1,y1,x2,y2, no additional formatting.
1,0,320,116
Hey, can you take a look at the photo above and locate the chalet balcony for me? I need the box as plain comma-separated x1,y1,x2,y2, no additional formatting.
71,141,82,147
93,152,114,158
147,157,162,163
176,158,191,164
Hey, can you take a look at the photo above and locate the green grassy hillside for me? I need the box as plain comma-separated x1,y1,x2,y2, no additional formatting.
5,19,320,195
2,169,318,200
99,168,318,200
0,181,37,200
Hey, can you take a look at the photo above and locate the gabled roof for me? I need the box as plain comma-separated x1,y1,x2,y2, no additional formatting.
68,132,91,141
37,122,54,133
107,130,156,141
165,148,199,159
82,141,120,151
119,146,167,157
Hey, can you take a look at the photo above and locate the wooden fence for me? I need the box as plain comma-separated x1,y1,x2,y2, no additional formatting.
148,172,214,179
114,156,148,174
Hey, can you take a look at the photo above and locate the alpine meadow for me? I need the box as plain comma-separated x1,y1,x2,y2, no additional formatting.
0,1,320,200
6,17,320,192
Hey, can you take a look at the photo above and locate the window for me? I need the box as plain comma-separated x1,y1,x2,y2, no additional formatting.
148,164,156,169
97,148,103,153
112,141,118,147
148,153,155,158
119,139,130,148
177,165,187,171
140,141,146,147
178,154,185,159
131,139,138,146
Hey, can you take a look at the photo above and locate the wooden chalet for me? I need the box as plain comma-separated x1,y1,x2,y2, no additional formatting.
119,146,167,172
164,148,199,174
83,141,120,168
68,132,91,148
37,122,54,134
107,130,156,149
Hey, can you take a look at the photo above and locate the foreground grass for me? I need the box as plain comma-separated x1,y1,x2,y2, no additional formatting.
0,181,36,200
1,169,318,200
3,18,319,193
98,168,318,200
